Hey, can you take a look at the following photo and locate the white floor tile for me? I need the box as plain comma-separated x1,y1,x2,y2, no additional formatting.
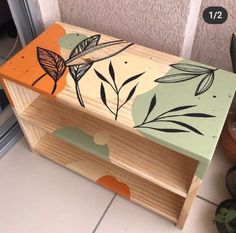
198,144,233,204
96,196,217,233
0,138,114,233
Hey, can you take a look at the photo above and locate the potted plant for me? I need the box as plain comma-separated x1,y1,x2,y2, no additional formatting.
215,199,236,233
221,33,236,163
226,166,236,198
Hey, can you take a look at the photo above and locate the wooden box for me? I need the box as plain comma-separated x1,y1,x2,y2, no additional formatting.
0,22,236,228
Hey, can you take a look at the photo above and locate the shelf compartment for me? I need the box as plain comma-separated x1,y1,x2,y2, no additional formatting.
20,96,198,197
33,132,185,223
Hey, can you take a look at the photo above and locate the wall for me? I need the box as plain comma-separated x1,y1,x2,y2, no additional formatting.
37,0,236,71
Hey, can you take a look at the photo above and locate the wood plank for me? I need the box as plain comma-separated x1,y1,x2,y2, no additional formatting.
21,96,198,197
33,133,185,223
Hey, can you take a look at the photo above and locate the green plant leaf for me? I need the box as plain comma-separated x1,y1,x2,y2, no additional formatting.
215,213,226,223
170,63,212,74
226,210,236,223
226,224,235,233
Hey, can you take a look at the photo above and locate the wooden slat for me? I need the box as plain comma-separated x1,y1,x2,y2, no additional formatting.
4,80,39,114
34,133,185,223
20,96,198,197
176,176,201,228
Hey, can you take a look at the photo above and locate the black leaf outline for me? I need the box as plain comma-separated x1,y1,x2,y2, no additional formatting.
32,47,66,94
158,120,203,135
120,72,145,90
70,35,100,58
195,72,214,96
95,62,144,120
119,84,138,109
109,61,115,82
170,63,212,74
156,73,200,83
155,62,218,96
134,94,215,135
32,34,133,103
137,126,189,133
69,63,92,107
183,113,215,118
142,94,156,124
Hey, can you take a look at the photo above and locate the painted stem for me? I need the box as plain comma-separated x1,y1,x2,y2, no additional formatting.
115,92,120,120
75,82,85,107
32,73,47,86
51,81,57,95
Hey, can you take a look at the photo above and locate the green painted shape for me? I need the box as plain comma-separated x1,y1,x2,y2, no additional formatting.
132,60,236,179
195,162,208,179
59,33,88,50
53,127,109,160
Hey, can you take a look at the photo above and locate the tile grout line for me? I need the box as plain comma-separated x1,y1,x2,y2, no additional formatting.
92,193,117,233
196,195,218,207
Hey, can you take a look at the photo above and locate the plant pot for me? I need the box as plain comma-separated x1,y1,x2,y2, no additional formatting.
221,112,236,164
215,199,236,233
226,167,236,199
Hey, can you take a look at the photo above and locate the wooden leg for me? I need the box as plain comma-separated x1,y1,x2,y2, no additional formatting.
176,176,201,229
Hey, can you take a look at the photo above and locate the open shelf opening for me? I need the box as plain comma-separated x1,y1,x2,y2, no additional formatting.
32,132,185,223
20,96,198,197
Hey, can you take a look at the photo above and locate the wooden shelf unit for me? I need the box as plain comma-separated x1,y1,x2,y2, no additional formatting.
3,79,198,227
1,22,234,229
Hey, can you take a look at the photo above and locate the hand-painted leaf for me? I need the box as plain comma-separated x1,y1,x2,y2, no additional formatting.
140,126,189,133
66,40,132,66
145,94,156,119
94,69,110,84
158,105,196,118
170,63,212,74
69,35,100,58
69,63,92,82
100,83,107,106
195,72,214,96
120,72,145,89
140,94,157,124
184,113,215,118
160,120,203,135
123,84,138,104
37,47,66,81
155,73,199,83
109,61,115,82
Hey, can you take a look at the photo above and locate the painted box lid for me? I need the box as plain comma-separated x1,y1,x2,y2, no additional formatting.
0,22,236,165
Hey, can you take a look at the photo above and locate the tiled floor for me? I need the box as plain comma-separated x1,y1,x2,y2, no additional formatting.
0,136,233,233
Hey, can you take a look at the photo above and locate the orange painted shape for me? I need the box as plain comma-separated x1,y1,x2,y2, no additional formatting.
0,23,67,96
97,175,130,198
